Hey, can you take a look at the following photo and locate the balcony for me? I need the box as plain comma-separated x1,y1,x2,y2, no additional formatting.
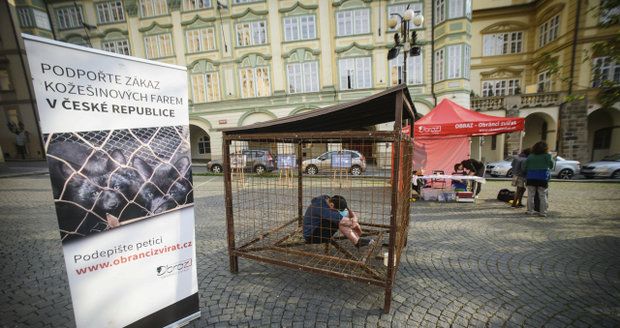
471,92,563,111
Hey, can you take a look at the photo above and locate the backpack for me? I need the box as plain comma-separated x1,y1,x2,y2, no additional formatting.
497,189,515,202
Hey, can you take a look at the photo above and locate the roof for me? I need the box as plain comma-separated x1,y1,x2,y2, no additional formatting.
222,84,416,135
414,99,525,138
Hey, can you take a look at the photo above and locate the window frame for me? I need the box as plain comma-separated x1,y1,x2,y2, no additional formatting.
235,20,268,47
182,0,212,11
96,0,125,24
56,6,84,30
186,27,217,53
389,52,423,85
197,135,211,154
143,33,174,59
239,66,271,98
537,70,552,93
286,60,320,94
592,57,620,87
538,14,560,48
101,39,131,55
483,31,523,56
387,3,424,31
283,15,317,42
139,0,169,18
191,71,221,103
481,79,521,97
338,56,372,90
336,8,370,37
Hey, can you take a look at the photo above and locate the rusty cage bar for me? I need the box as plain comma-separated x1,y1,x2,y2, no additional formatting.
221,85,416,312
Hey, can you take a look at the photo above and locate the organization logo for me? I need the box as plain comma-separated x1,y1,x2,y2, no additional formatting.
418,125,442,134
156,258,192,278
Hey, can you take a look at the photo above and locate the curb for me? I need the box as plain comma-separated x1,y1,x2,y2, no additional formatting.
0,171,49,179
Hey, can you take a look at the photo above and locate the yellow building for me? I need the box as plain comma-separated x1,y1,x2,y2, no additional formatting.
1,0,618,166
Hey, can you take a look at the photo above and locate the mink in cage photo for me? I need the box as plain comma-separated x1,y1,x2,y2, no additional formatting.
45,126,193,243
222,85,416,312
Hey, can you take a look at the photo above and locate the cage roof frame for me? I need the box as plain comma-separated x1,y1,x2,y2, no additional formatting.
222,84,416,135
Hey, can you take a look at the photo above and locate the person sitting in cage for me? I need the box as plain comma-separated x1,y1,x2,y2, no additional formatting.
303,194,374,248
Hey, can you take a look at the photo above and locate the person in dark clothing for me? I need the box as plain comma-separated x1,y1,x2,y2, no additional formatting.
303,195,373,247
451,163,467,191
510,148,530,207
461,159,485,196
524,141,554,217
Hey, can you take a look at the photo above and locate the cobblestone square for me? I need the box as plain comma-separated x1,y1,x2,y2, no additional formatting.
0,175,618,327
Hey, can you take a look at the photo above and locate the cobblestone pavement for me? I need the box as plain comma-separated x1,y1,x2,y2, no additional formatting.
0,175,619,327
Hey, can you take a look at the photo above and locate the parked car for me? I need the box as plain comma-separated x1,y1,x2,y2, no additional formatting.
302,150,366,175
207,149,275,174
580,154,620,179
485,155,580,179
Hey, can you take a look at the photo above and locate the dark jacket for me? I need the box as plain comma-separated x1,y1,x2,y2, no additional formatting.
462,159,485,177
303,195,343,238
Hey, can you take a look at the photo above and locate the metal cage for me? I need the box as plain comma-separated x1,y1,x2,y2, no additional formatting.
222,85,416,312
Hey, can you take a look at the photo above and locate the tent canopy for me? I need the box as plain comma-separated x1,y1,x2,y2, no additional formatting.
222,84,416,135
413,99,524,138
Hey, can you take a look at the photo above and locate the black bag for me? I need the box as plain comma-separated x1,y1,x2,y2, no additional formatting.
497,189,515,202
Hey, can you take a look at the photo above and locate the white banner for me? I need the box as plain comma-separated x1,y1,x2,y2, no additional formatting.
23,34,200,328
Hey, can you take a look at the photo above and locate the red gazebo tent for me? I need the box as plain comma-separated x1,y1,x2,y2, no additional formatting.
405,99,525,174
411,99,524,138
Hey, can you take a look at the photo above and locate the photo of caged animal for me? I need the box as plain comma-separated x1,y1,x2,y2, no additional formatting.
45,126,194,243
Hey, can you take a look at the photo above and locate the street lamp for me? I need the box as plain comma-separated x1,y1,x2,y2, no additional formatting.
387,8,424,85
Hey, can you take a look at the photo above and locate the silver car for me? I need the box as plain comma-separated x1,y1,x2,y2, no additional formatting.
302,150,366,175
580,154,620,179
486,155,580,179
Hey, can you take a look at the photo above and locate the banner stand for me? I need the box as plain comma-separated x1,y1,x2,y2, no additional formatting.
23,34,200,328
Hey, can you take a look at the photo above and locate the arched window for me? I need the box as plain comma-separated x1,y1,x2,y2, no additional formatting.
198,135,210,154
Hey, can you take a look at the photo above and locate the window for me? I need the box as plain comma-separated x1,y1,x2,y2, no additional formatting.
464,45,470,79
338,57,371,90
435,48,444,81
17,8,34,27
435,0,445,24
191,72,220,102
593,128,612,150
33,9,51,30
198,136,211,154
56,6,83,30
287,61,319,94
389,52,423,85
186,28,216,53
483,32,523,56
102,39,130,55
233,0,261,3
236,21,267,46
240,67,270,98
538,15,559,47
465,0,472,19
387,3,423,30
283,15,316,41
447,45,462,79
139,0,168,17
183,0,211,10
144,34,174,59
592,57,620,87
537,71,551,92
448,0,464,19
96,1,125,23
336,9,370,36
482,79,520,97
599,0,620,24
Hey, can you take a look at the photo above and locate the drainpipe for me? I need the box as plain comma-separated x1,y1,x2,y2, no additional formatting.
568,0,582,95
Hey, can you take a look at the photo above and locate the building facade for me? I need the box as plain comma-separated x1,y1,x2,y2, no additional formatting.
1,0,618,165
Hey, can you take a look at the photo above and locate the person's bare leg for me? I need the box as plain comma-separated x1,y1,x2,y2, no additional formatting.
339,218,360,245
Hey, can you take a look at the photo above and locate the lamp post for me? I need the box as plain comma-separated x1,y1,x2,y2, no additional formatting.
387,8,424,85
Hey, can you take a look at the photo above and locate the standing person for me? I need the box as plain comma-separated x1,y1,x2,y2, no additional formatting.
461,158,485,196
524,141,554,217
510,148,530,208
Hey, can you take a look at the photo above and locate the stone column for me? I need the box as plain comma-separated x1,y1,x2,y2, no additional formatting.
505,108,522,156
558,99,589,163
